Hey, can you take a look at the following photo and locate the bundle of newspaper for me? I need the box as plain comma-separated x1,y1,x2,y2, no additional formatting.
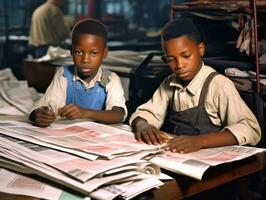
0,120,165,200
0,120,165,160
1,119,264,199
0,168,164,200
149,145,266,180
0,168,86,200
0,68,40,115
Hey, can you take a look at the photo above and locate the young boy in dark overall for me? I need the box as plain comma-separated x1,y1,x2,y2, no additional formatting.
130,19,261,154
29,19,127,127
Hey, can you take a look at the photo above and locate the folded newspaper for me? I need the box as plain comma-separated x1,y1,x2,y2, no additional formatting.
0,120,265,199
0,120,165,199
0,68,40,115
149,145,266,180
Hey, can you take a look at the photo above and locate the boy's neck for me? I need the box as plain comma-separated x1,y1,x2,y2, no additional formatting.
77,71,97,84
179,79,190,87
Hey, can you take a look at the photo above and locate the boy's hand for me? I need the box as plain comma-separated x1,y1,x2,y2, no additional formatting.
135,122,168,145
165,135,202,153
58,104,86,119
30,107,57,127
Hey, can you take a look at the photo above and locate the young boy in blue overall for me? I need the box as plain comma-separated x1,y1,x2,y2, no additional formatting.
130,19,261,153
29,19,127,127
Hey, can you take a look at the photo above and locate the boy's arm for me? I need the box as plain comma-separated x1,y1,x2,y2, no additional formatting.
105,72,128,121
211,75,261,146
29,67,66,115
84,106,125,123
58,105,125,124
166,129,238,153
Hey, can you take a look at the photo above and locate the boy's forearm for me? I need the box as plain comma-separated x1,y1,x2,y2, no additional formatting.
84,108,124,124
199,130,238,149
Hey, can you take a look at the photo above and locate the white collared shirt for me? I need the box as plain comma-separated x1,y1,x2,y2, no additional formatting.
30,66,128,121
130,64,261,146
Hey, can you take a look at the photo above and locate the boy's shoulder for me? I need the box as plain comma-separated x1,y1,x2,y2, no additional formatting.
164,73,177,84
206,71,236,92
100,68,121,87
202,65,233,86
102,67,112,77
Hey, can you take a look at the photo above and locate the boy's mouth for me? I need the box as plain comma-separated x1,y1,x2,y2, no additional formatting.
177,70,190,79
80,68,93,72
78,67,96,74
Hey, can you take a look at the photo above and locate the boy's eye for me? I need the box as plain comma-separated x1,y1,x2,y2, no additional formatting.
91,51,99,57
73,50,83,56
183,53,191,58
166,56,176,63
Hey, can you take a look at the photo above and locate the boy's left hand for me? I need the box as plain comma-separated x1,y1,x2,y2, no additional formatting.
58,104,85,119
165,135,202,154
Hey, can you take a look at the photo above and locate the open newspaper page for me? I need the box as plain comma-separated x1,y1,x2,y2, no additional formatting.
0,68,40,116
149,145,266,180
0,126,99,161
0,168,88,200
0,120,164,159
0,80,37,114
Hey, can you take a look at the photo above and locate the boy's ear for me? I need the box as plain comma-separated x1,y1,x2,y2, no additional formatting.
198,42,205,56
103,47,108,58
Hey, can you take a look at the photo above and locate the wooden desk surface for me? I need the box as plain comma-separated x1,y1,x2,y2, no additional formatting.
0,153,264,200
151,153,264,199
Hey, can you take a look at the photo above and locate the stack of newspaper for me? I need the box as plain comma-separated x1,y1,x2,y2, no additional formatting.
0,120,165,200
0,68,40,116
0,120,265,199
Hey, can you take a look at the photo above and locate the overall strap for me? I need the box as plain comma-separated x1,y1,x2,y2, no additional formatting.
198,72,219,105
100,68,112,87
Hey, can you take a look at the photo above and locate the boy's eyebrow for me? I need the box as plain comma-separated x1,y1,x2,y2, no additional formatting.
180,49,191,54
166,49,191,57
73,47,100,51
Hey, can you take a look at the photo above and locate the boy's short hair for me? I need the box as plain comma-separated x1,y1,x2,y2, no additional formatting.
71,18,108,46
161,19,202,44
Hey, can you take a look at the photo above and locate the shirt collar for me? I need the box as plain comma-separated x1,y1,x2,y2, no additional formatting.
169,62,207,96
73,67,103,88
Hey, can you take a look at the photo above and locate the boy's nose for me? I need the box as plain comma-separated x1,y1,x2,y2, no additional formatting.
176,57,186,69
176,59,183,69
81,53,90,63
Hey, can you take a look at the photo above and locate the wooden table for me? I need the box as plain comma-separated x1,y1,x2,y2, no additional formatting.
0,153,264,200
151,153,264,199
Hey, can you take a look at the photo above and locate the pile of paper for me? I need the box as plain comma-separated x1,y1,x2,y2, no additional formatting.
0,68,40,115
149,145,266,180
0,168,85,200
0,120,165,200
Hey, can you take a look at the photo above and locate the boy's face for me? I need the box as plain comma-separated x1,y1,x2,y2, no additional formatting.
72,34,107,79
163,35,205,81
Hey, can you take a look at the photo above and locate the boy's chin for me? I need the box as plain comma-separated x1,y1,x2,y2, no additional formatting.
77,70,97,78
176,74,192,82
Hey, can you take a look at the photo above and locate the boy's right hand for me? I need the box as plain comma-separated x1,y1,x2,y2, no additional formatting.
29,107,57,127
133,118,167,145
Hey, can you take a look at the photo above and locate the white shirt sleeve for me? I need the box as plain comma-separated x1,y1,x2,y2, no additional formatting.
105,72,128,121
29,67,67,114
207,75,261,146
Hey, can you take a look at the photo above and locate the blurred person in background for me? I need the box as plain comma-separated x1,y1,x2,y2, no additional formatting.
28,0,70,58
